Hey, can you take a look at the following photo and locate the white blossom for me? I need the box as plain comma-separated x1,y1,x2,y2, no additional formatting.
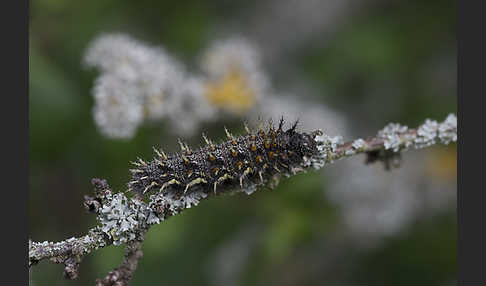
85,33,214,138
200,36,269,102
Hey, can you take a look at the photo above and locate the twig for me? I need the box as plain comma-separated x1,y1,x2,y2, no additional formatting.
95,241,144,286
28,114,457,285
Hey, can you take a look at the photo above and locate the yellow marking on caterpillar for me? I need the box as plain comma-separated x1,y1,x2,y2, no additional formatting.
264,141,271,149
236,161,243,169
184,178,207,194
153,147,163,158
130,161,142,167
213,173,234,194
184,143,192,155
155,159,165,167
203,133,216,151
182,155,190,165
224,126,234,139
202,133,211,145
244,122,251,134
160,149,168,160
257,120,264,135
143,181,159,194
160,179,181,191
178,139,186,152
240,167,252,187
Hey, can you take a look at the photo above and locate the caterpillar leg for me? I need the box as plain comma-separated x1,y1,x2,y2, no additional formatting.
184,178,207,194
143,181,159,194
214,173,233,194
239,167,253,188
160,179,181,192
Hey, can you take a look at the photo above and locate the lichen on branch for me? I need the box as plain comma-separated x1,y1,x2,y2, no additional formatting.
28,113,457,284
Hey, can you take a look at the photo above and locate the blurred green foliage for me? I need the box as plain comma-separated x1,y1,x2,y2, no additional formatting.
29,0,456,285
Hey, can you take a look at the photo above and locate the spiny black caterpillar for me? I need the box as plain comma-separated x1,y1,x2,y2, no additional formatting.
128,119,322,196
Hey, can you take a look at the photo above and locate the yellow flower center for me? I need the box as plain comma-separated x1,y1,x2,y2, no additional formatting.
205,69,256,114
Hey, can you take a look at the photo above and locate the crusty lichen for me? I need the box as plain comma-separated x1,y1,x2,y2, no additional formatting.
148,189,208,219
29,230,106,268
415,119,440,148
375,113,457,152
345,138,367,156
437,113,457,144
378,123,409,152
313,132,344,168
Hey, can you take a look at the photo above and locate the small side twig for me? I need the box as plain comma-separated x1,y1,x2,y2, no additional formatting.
96,241,144,286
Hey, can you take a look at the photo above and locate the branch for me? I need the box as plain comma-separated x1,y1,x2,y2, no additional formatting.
28,114,457,284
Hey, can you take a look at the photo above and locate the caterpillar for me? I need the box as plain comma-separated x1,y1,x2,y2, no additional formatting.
128,118,323,196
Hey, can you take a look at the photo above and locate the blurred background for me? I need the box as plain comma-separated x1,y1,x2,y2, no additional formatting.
29,0,457,285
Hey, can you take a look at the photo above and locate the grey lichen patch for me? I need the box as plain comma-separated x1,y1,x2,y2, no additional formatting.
148,190,208,219
313,132,344,168
415,119,439,148
146,210,161,225
345,138,367,156
96,192,157,245
29,230,105,268
352,138,366,150
375,114,457,153
344,149,355,156
414,113,457,148
378,123,409,152
30,240,55,265
89,229,108,249
438,113,457,144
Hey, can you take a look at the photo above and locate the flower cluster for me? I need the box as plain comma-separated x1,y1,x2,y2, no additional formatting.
201,36,269,115
84,34,348,141
85,34,270,138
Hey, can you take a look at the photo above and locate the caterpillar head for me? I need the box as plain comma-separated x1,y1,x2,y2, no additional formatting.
285,128,321,159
